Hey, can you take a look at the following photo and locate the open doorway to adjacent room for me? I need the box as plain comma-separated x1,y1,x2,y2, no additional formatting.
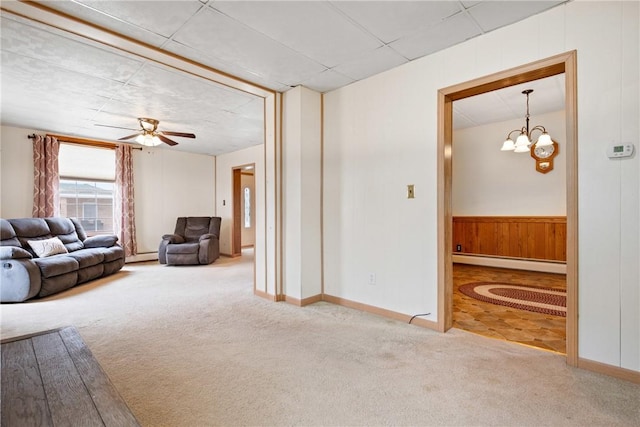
437,51,578,365
451,75,567,354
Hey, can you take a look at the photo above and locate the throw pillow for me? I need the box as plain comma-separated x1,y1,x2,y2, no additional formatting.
28,237,68,258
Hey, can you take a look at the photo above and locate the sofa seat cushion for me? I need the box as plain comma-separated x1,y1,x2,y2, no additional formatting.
33,255,79,278
67,249,105,268
166,242,199,254
101,246,125,263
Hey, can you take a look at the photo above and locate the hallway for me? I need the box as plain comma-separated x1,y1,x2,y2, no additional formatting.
453,264,566,353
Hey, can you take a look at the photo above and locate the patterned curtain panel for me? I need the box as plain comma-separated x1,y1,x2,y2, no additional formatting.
32,135,60,218
114,144,137,257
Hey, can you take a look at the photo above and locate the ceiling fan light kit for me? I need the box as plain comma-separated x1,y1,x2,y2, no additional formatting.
500,89,558,173
107,117,196,147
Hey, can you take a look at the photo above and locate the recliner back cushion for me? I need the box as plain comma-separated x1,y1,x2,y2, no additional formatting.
184,217,211,242
45,217,84,252
0,218,21,247
8,218,52,254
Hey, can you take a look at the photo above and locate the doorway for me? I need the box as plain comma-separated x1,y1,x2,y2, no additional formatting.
437,51,578,365
450,76,567,353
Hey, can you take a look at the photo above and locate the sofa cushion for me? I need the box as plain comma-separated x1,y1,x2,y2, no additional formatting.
9,218,51,252
184,217,212,242
0,246,32,260
0,219,21,247
33,255,79,278
28,237,69,258
166,242,199,254
84,235,118,248
101,246,125,263
67,248,104,268
45,217,84,252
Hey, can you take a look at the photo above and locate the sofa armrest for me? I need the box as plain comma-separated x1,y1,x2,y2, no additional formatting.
198,233,216,242
0,246,33,260
84,235,119,248
162,234,185,244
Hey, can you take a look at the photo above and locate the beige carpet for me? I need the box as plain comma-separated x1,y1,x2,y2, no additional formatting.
2,250,638,426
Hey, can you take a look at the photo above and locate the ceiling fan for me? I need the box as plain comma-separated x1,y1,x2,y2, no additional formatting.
96,117,196,146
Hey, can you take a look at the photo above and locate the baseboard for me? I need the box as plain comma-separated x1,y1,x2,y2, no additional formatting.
254,288,277,302
453,254,567,274
322,294,439,331
125,252,158,263
285,294,322,307
578,358,640,384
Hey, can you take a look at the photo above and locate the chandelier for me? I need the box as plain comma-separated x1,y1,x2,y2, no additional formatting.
501,89,553,153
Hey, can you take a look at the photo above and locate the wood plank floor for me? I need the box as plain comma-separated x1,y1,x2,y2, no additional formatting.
1,326,140,427
453,263,566,353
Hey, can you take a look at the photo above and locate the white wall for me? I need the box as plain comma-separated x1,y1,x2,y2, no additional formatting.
133,146,215,256
0,125,216,261
283,86,322,300
1,126,38,218
453,110,566,216
323,1,639,371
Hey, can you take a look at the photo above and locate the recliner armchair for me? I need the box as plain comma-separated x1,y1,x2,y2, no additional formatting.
159,217,221,265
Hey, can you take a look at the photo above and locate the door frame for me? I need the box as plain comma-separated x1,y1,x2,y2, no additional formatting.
437,51,578,365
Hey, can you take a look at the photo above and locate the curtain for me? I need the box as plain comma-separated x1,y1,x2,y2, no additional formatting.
114,144,137,257
32,135,60,218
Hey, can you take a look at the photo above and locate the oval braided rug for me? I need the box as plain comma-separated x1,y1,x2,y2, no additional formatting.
458,282,566,317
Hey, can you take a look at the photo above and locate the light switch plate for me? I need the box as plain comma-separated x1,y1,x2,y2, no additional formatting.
407,184,415,199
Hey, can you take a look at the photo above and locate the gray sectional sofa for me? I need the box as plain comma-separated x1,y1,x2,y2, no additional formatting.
0,217,125,303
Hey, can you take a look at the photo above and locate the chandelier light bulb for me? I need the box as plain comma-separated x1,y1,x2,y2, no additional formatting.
515,133,531,148
501,139,515,151
536,133,553,147
514,144,531,153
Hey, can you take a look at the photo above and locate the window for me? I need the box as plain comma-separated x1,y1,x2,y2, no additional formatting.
60,180,114,234
58,143,115,235
244,187,251,228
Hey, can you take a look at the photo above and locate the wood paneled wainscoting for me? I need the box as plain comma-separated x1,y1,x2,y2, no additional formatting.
452,216,566,262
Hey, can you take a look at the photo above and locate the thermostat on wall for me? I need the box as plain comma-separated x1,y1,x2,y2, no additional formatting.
607,143,635,158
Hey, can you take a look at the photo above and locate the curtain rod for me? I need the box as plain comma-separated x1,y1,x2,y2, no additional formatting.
27,133,142,150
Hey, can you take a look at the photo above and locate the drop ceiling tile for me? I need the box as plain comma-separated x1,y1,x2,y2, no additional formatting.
124,63,256,110
299,69,354,93
47,0,204,39
1,16,143,83
164,40,291,92
330,1,462,43
333,46,408,81
389,12,481,60
1,51,126,100
171,7,327,86
211,1,382,67
467,1,566,32
40,0,169,47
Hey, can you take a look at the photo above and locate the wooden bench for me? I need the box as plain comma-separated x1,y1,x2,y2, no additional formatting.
1,326,139,426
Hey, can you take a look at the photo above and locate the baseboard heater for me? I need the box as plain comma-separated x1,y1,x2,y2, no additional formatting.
452,254,566,274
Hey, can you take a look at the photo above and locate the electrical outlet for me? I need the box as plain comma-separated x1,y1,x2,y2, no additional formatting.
456,244,462,252
368,273,376,285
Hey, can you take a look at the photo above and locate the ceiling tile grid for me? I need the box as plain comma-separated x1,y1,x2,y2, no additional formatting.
1,0,570,156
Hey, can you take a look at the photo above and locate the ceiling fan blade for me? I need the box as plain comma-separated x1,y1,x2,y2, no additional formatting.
161,131,196,138
95,124,139,131
158,134,178,146
118,133,141,141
